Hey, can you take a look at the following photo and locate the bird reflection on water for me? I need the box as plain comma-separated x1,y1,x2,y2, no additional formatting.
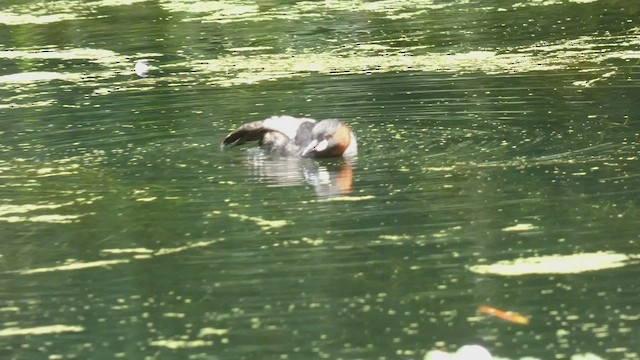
242,148,355,198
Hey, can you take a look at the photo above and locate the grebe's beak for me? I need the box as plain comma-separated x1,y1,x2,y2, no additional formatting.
301,139,329,157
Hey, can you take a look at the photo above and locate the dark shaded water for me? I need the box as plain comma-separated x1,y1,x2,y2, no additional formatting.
1,1,639,359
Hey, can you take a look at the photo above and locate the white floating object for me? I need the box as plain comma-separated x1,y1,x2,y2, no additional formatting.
424,345,492,360
424,349,454,360
456,345,492,360
135,59,151,77
571,353,605,360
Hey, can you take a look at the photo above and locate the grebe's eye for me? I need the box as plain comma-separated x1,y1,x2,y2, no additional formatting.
324,134,332,140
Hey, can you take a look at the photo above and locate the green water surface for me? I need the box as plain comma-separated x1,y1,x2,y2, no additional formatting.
0,0,638,359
